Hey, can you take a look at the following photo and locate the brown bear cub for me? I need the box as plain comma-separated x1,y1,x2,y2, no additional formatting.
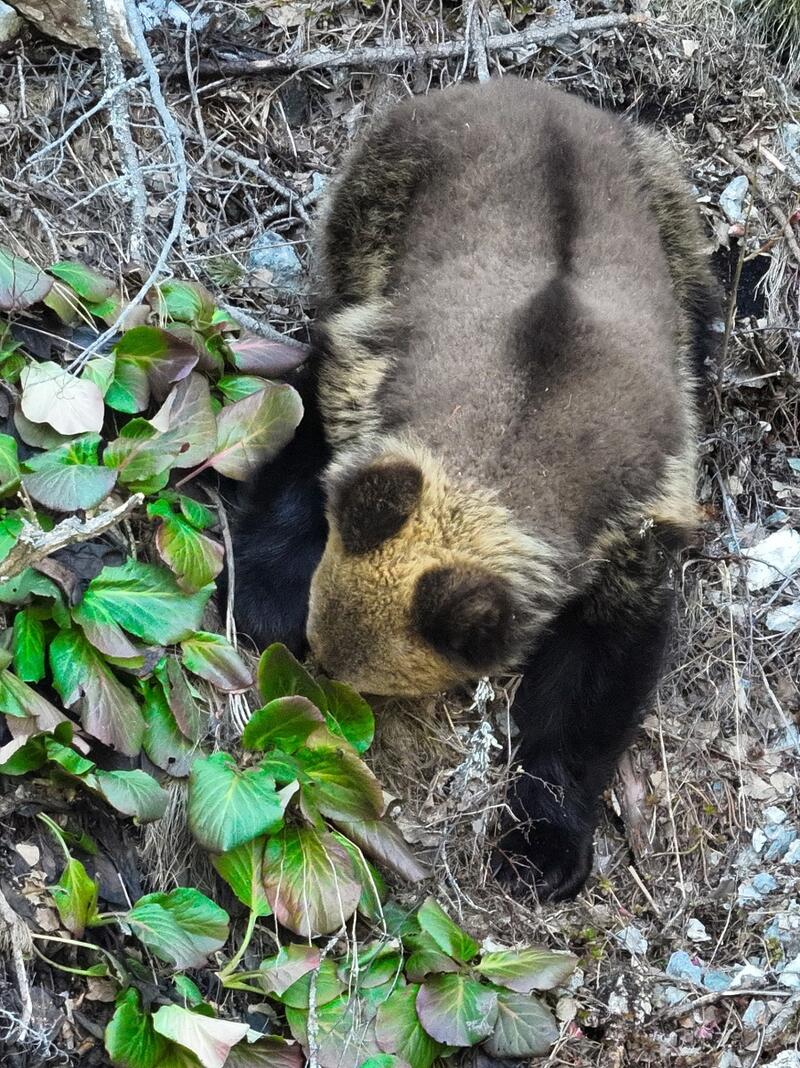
229,77,718,900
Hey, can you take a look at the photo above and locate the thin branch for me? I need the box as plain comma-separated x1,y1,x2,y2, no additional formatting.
0,495,143,581
86,0,148,266
200,11,647,77
0,887,33,1042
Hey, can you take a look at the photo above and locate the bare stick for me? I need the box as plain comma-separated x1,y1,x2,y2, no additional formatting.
0,888,33,1041
200,11,646,77
86,0,148,265
0,495,143,581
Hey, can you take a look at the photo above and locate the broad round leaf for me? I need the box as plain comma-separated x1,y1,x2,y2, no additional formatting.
416,975,498,1047
318,678,374,754
242,696,324,753
20,361,104,435
105,988,169,1068
224,1035,305,1068
417,898,478,963
22,435,117,512
277,958,345,1009
475,947,578,993
151,374,217,469
105,419,185,485
257,643,326,709
152,1005,248,1068
142,681,199,778
482,990,559,1058
154,514,224,593
50,628,145,756
11,608,46,682
152,280,216,327
49,261,116,302
298,746,384,822
188,752,284,853
329,817,429,884
74,559,212,647
51,857,99,937
113,326,198,403
375,984,443,1068
262,827,361,937
206,383,303,480
256,944,321,997
0,432,21,497
0,246,53,310
284,996,382,1068
127,887,229,969
228,335,308,377
180,632,253,693
217,375,267,403
93,768,168,823
106,357,150,414
211,836,272,917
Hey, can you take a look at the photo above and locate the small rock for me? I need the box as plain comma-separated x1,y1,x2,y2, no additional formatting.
686,918,711,942
719,174,749,224
753,827,768,853
778,122,800,185
765,806,788,825
14,842,40,866
765,827,798,863
248,231,304,292
0,1,22,41
615,924,648,956
555,996,578,1023
741,999,768,1030
719,1054,744,1068
729,963,765,990
783,839,800,865
742,528,800,591
753,872,779,895
666,950,703,984
662,985,690,1006
766,601,800,633
702,968,732,992
778,954,800,989
765,1053,800,1068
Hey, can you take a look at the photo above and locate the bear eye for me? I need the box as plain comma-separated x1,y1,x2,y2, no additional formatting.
329,458,423,554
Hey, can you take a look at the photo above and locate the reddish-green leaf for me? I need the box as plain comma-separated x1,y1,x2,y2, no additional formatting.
262,827,361,937
375,984,444,1068
285,995,382,1068
93,768,168,823
142,680,199,777
331,816,429,884
417,897,478,963
298,746,384,822
476,947,578,993
225,1036,305,1068
127,887,229,969
212,836,272,917
180,632,253,693
113,326,198,405
152,280,216,327
242,696,324,753
49,261,116,302
105,419,185,485
317,678,374,754
51,857,99,936
152,511,224,593
256,944,321,997
22,435,117,512
0,246,53,310
205,384,302,481
152,1004,248,1068
151,374,217,469
416,974,497,1047
228,335,308,377
483,990,560,1058
217,375,267,403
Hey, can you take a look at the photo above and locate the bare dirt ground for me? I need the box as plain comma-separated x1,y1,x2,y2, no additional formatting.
0,1,798,1065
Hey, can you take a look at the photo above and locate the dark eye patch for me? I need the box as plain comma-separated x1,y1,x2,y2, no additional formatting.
330,458,423,554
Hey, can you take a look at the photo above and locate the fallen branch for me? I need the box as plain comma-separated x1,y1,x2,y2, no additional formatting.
0,495,143,581
0,887,33,1042
200,11,647,77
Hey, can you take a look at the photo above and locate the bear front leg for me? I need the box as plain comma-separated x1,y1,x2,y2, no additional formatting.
497,557,674,901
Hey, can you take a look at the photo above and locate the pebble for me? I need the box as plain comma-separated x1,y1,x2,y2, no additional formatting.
719,174,749,223
741,999,768,1030
666,950,703,984
248,231,304,292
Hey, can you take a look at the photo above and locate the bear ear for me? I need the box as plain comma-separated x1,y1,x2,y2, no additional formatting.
329,458,424,555
411,565,517,671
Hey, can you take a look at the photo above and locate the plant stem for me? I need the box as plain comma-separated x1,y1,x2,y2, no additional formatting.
30,932,127,983
217,909,259,981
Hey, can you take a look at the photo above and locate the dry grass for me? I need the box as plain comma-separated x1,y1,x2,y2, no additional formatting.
0,0,799,1064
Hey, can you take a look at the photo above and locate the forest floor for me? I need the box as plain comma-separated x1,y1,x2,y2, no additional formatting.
0,1,798,1066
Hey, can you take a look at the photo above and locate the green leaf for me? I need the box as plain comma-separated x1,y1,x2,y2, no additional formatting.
0,512,23,562
127,887,229,970
51,857,99,937
211,836,272,916
106,356,150,414
113,326,199,404
257,643,326,709
476,947,578,993
93,769,168,823
360,1057,401,1068
20,361,104,435
0,567,69,626
298,746,384,822
83,353,116,395
256,944,321,997
22,435,117,512
284,994,382,1068
0,433,21,497
50,627,145,756
0,245,53,309
152,1004,249,1068
44,734,96,778
375,984,444,1068
404,937,461,983
416,974,497,1047
204,384,303,481
105,988,170,1068
179,496,215,531
49,261,116,302
174,975,204,1007
483,990,559,1058
262,827,361,937
105,419,184,485
0,732,48,774
150,374,217,470
317,678,374,754
12,608,46,682
160,658,204,742
242,696,324,753
187,752,284,853
152,280,216,327
74,559,212,646
417,898,478,964
217,375,267,403
142,681,198,777
152,511,224,593
180,632,253,693
0,667,65,722
278,958,345,1009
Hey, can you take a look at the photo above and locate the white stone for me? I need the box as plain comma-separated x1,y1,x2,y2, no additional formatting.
0,1,21,42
